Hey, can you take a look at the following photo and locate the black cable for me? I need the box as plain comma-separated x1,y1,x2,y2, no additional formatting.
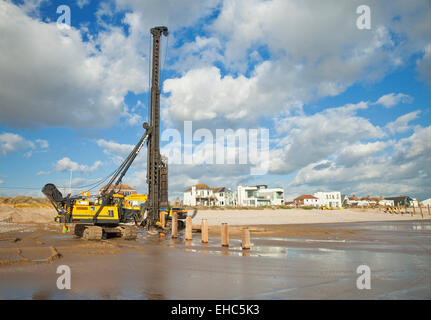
161,34,169,84
148,35,152,124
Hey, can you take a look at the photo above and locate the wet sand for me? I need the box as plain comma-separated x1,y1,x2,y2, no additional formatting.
0,219,430,299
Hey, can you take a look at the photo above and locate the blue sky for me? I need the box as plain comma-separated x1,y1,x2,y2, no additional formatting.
0,0,430,200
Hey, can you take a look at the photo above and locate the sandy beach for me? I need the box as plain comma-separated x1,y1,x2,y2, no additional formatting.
0,205,430,299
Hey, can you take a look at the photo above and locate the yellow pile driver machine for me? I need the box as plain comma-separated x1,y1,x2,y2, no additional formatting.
42,26,188,240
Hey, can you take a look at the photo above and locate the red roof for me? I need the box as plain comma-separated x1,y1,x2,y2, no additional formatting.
184,183,213,192
100,184,136,191
294,194,318,200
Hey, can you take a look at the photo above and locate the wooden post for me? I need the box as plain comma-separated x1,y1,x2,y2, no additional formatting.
185,216,192,240
419,203,423,218
241,227,251,250
221,223,229,247
160,211,166,228
201,219,208,243
171,212,178,239
404,204,407,215
397,205,401,215
427,204,430,216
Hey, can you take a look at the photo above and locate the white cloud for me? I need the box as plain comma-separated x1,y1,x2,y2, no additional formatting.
209,0,430,70
96,138,147,169
416,43,431,85
0,1,149,129
37,170,51,176
288,125,431,199
386,111,421,134
336,141,390,168
0,179,4,185
162,0,430,128
121,107,144,126
36,139,49,149
97,139,133,157
268,101,385,174
171,36,223,73
0,132,35,155
18,0,46,16
394,126,431,160
76,0,90,9
114,0,220,33
23,151,33,159
375,93,413,108
0,132,50,158
55,157,102,173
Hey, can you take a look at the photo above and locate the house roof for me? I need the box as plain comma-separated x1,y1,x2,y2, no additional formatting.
294,194,318,200
184,183,212,192
184,184,232,193
100,184,135,191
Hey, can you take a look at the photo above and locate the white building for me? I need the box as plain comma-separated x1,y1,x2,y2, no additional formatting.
183,184,217,206
183,184,234,207
314,191,342,208
379,199,395,207
213,187,235,206
293,195,319,207
422,198,431,207
237,184,284,207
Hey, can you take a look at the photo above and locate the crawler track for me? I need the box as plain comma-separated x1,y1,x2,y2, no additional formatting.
82,226,103,240
116,225,138,240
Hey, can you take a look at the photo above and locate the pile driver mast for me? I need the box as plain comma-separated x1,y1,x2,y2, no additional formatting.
145,26,169,230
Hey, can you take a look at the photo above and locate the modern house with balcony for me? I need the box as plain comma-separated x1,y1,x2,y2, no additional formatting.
236,184,284,207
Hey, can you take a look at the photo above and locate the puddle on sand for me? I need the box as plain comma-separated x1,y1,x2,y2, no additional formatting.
344,221,431,232
184,244,348,259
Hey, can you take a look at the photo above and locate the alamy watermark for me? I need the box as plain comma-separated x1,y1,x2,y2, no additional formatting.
356,5,371,30
56,5,71,30
56,265,71,290
160,121,269,175
356,264,371,290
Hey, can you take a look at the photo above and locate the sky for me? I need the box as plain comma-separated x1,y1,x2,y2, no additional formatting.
0,0,430,201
